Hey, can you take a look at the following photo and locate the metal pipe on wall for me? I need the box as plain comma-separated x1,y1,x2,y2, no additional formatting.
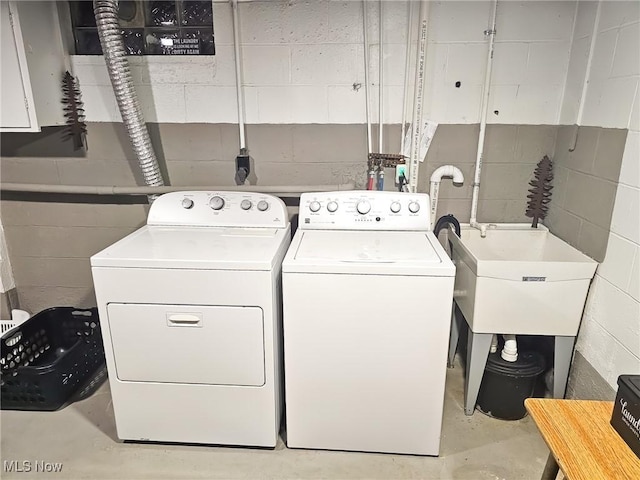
0,183,356,197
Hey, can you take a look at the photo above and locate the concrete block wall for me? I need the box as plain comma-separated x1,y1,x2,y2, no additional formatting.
559,0,640,391
72,0,577,126
0,121,559,313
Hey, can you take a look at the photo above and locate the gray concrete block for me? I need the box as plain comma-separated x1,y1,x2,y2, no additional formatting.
564,170,617,230
593,128,627,183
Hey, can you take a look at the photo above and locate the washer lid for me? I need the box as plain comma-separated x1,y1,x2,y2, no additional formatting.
91,225,289,270
283,230,455,276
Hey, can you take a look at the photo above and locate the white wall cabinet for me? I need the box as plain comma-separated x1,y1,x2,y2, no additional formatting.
1,1,68,132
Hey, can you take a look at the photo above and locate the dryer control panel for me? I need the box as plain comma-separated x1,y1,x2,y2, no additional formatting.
147,191,288,228
299,191,431,231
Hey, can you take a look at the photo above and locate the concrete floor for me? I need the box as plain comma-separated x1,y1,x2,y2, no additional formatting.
1,359,550,479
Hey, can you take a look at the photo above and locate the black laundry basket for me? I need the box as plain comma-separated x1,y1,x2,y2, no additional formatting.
1,307,106,411
476,350,545,420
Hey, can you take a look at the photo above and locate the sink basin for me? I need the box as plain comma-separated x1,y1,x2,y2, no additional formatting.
449,224,597,336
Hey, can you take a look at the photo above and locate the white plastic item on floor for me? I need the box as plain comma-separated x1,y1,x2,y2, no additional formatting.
282,191,455,456
0,309,31,335
91,191,291,447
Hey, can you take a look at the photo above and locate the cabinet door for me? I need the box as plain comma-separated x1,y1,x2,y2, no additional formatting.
1,2,31,130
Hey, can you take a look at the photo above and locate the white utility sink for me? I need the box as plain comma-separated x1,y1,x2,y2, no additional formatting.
449,224,597,336
447,223,599,414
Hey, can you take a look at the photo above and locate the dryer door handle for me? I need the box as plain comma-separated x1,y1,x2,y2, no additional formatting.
167,313,202,327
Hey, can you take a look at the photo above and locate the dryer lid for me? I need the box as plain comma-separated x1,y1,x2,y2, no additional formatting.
91,225,290,271
283,230,455,276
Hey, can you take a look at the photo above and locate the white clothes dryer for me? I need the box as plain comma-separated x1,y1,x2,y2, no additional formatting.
91,191,290,447
282,191,455,456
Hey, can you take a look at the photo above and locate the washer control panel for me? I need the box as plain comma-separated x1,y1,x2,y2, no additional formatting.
299,191,431,231
147,191,288,228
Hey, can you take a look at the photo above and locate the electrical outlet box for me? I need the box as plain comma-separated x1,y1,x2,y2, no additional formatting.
395,165,407,185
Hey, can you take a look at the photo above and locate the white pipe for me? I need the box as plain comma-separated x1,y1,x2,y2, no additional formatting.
469,0,498,231
231,0,246,150
399,0,414,157
429,165,464,226
362,0,373,156
501,334,518,362
408,0,430,193
378,0,384,154
568,0,602,151
490,334,499,354
0,183,355,196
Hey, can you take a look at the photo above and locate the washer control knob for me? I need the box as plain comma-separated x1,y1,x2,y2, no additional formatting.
209,196,225,210
309,201,321,213
356,201,371,215
241,199,252,210
182,198,194,209
408,201,420,213
390,201,401,213
327,201,338,213
257,200,269,211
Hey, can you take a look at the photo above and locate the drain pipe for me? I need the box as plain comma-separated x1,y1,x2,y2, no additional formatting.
93,0,164,198
501,334,518,362
429,165,464,227
469,0,498,236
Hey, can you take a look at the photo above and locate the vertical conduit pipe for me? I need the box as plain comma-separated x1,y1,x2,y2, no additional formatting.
469,0,498,232
399,0,415,157
378,0,384,154
362,0,373,157
93,0,164,192
407,0,430,193
231,0,246,151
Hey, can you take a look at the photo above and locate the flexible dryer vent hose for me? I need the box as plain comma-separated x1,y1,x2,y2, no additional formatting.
93,0,164,189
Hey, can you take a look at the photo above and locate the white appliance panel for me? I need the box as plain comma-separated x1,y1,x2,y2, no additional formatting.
147,191,288,228
91,226,289,270
108,303,265,386
298,191,431,231
295,230,441,262
283,273,454,455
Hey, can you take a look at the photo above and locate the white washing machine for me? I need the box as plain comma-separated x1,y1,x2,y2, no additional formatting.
91,191,290,447
282,191,455,456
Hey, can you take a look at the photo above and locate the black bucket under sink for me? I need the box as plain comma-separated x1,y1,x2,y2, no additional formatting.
477,350,545,420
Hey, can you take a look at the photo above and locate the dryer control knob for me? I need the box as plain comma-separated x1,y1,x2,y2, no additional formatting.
390,201,401,213
241,199,252,210
257,200,269,211
182,198,194,209
209,196,225,210
309,201,321,213
408,201,420,213
356,201,371,215
327,201,338,213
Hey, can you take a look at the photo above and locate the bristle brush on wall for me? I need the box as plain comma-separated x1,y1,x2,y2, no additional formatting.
526,155,554,228
61,71,87,151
